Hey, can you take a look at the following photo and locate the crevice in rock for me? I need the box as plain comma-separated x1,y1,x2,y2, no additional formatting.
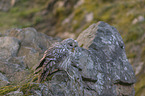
114,81,133,86
82,76,97,83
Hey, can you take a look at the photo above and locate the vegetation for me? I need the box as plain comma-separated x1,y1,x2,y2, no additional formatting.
20,83,40,95
0,85,19,95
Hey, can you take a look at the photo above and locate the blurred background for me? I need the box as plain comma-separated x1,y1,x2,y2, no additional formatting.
0,0,144,95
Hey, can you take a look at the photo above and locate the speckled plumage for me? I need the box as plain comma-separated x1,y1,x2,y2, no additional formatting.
35,38,78,82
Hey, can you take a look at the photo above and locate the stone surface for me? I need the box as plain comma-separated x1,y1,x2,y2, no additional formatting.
0,72,9,82
0,37,20,60
0,22,136,96
77,21,136,95
0,73,10,87
6,28,56,51
85,12,94,22
132,15,144,24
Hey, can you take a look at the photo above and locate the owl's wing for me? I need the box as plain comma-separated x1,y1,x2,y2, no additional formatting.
35,43,69,82
39,60,58,82
34,47,56,73
35,46,62,82
34,54,46,74
36,54,57,82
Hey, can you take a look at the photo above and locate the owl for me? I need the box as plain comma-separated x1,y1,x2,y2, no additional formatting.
34,38,79,82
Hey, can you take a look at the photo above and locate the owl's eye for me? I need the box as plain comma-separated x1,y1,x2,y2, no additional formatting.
68,43,73,47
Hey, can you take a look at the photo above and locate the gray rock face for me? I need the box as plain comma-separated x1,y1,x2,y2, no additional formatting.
0,22,136,96
0,37,20,59
77,21,136,95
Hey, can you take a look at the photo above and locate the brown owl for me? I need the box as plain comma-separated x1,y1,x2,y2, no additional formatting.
34,38,78,82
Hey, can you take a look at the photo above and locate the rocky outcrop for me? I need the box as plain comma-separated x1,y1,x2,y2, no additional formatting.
0,27,60,87
0,22,136,96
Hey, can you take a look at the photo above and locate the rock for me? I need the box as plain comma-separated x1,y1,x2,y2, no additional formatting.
132,15,144,24
0,80,9,87
135,62,144,75
0,73,10,87
0,61,25,74
6,28,54,51
5,27,60,68
74,0,84,8
18,46,40,68
0,61,29,84
56,31,76,39
0,73,9,82
77,21,136,95
85,12,94,22
0,22,136,96
0,37,20,60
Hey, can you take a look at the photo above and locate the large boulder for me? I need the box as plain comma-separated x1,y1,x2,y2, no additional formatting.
77,21,136,95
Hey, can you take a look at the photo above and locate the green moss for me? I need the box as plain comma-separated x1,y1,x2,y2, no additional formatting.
136,86,145,96
0,85,19,95
127,53,136,59
73,23,80,31
54,7,66,21
18,8,40,18
72,8,85,31
127,32,139,42
33,16,43,25
128,25,144,42
20,83,40,95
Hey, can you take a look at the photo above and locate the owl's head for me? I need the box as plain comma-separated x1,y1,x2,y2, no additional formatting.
61,38,78,51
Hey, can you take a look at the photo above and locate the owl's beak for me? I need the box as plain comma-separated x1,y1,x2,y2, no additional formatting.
73,48,74,52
